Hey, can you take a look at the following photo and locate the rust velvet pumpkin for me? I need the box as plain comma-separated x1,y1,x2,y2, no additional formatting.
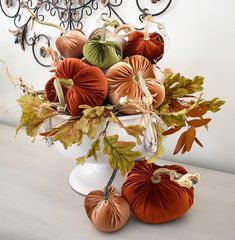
45,58,108,116
106,55,165,114
55,29,87,58
122,160,199,224
124,31,164,63
84,186,130,232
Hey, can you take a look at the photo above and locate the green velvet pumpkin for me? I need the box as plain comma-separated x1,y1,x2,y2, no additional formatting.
83,36,122,69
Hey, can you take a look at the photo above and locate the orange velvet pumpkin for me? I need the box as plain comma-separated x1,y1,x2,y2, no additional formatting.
45,58,108,116
106,55,165,114
55,29,87,58
124,31,164,63
84,186,130,232
122,160,196,224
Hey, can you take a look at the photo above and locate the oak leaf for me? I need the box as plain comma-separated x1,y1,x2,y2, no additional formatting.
103,135,141,175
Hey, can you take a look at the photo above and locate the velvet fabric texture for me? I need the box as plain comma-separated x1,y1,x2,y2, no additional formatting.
84,186,130,232
106,55,165,114
83,37,123,69
55,29,87,58
45,58,108,116
122,160,194,224
124,32,164,63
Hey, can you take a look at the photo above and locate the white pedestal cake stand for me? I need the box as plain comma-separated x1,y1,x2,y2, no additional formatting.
45,114,156,195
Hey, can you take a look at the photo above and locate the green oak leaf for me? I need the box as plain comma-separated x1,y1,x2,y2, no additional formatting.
76,139,101,165
103,135,142,175
161,109,187,127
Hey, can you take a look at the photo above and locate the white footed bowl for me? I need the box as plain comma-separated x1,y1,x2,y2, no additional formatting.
44,114,155,195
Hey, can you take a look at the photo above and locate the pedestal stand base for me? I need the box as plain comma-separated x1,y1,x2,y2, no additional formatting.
69,163,125,196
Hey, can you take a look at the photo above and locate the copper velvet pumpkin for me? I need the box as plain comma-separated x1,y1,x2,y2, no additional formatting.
45,58,108,116
55,29,87,58
124,31,164,63
106,55,165,114
122,160,195,224
84,186,130,232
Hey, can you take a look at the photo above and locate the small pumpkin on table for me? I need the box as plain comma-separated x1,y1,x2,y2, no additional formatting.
122,160,200,224
84,169,130,232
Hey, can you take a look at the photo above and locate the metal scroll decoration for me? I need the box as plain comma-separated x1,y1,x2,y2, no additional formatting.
0,0,172,67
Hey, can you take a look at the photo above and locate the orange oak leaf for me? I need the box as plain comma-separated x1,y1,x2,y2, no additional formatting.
185,127,196,152
187,118,211,128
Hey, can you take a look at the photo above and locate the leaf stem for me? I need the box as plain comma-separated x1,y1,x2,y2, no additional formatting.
104,168,118,200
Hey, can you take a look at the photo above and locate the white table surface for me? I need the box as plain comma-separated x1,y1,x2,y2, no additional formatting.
0,124,234,240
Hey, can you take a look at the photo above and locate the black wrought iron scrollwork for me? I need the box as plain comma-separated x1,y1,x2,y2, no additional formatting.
0,0,172,67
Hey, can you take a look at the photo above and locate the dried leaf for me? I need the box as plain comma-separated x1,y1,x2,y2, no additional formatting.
195,137,204,147
103,135,141,175
49,120,84,149
181,145,187,154
188,118,211,128
163,126,182,136
198,98,225,113
187,107,207,117
16,94,57,138
173,131,187,155
147,123,165,163
185,127,196,152
171,99,186,111
161,109,187,127
124,124,145,144
87,139,101,160
76,139,101,165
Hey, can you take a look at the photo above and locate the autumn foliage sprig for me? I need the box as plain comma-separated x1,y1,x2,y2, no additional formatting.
155,70,225,155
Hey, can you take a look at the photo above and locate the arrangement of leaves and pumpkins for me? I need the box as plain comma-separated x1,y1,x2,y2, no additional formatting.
15,12,224,232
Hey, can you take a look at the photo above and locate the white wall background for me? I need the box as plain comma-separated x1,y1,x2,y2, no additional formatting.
0,0,234,173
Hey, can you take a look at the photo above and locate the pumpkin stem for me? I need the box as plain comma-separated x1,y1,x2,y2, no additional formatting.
101,22,108,42
53,78,66,113
104,168,118,200
135,71,153,107
151,168,200,188
143,15,152,40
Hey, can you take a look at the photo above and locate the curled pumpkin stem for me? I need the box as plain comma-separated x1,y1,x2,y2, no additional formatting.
151,167,200,189
112,24,135,38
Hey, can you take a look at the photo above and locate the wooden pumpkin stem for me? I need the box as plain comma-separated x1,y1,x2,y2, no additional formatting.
53,78,66,112
151,168,178,183
101,22,108,42
135,71,153,107
104,168,118,200
143,15,152,40
151,168,200,188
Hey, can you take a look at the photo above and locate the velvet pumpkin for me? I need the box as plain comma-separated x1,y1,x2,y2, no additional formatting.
55,29,87,58
106,55,165,114
45,58,108,116
122,160,199,224
84,186,130,232
89,27,126,49
124,31,164,63
83,36,122,69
